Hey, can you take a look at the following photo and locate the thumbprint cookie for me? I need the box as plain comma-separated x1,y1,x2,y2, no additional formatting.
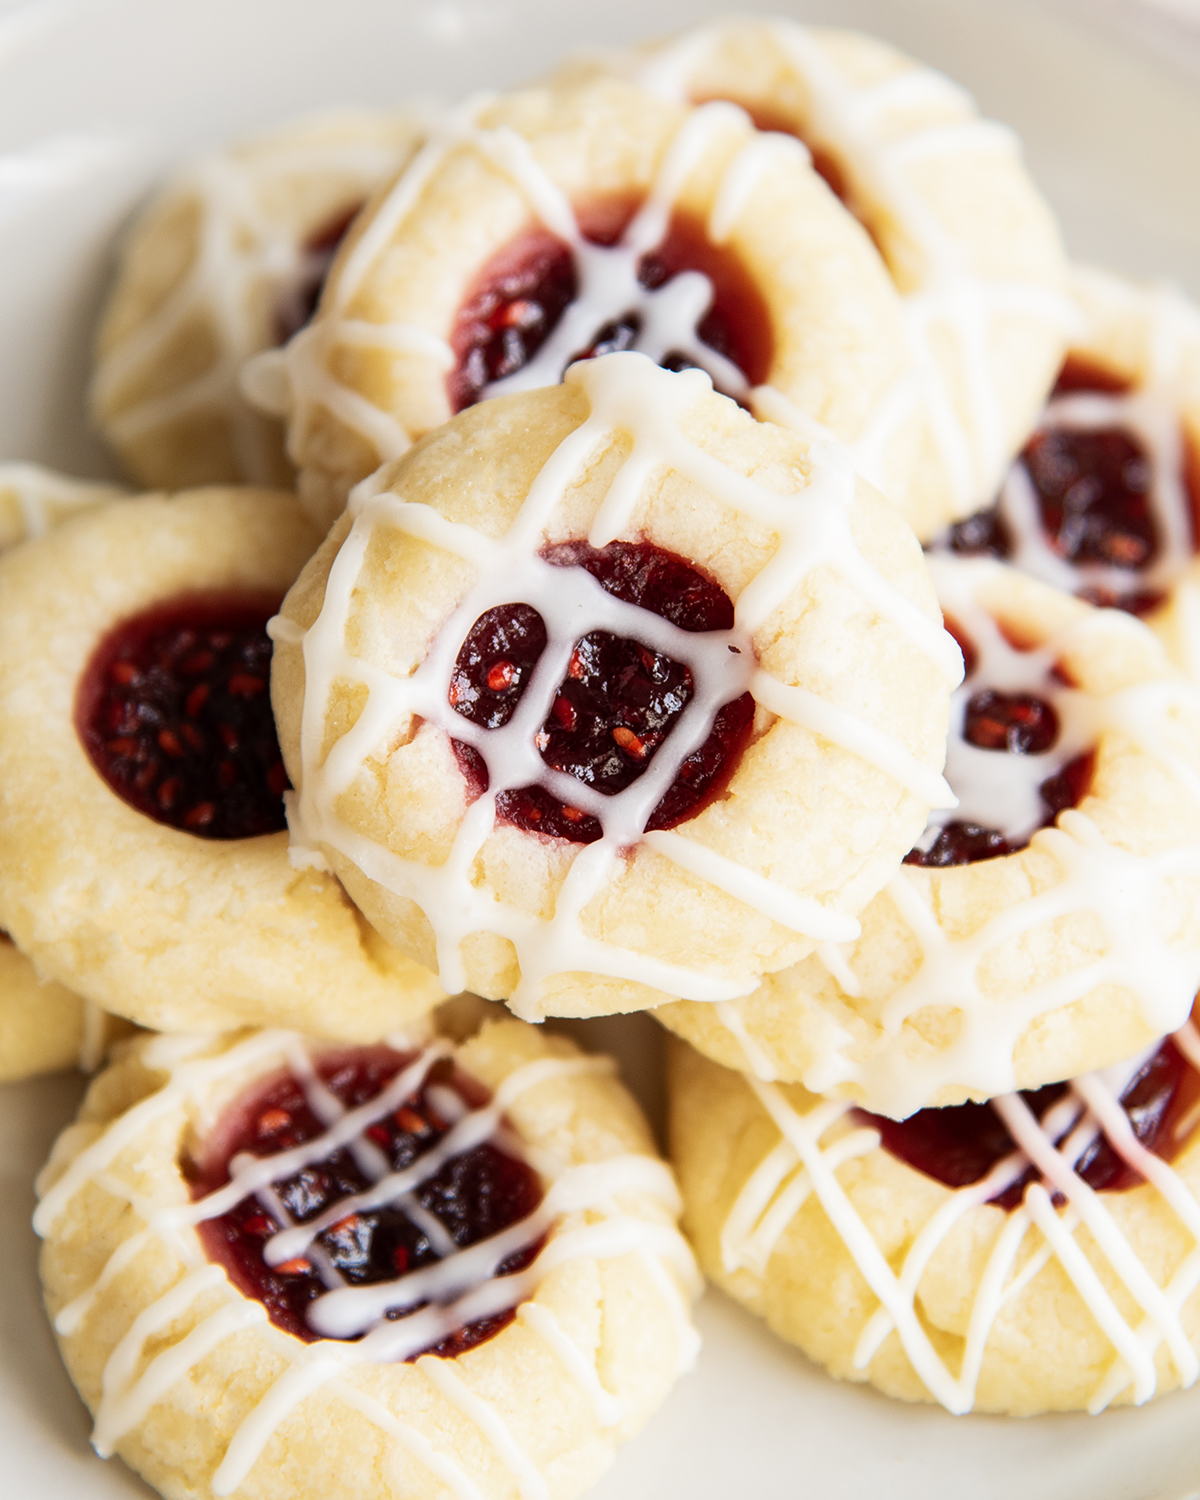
934,264,1200,672
271,352,960,1022
566,18,1070,539
274,74,917,528
658,556,1200,1117
669,1023,1200,1415
92,110,425,493
0,487,445,1038
37,1018,699,1500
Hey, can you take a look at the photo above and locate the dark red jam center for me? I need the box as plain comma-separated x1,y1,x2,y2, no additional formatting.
447,196,773,411
860,1033,1200,1209
904,617,1093,869
275,201,363,344
76,593,289,840
944,358,1200,616
449,540,755,844
189,1047,544,1356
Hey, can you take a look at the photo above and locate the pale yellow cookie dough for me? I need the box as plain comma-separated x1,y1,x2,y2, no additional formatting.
563,18,1069,539
272,361,956,1021
92,110,425,492
670,1035,1200,1416
0,463,130,1074
282,73,916,528
0,487,445,1039
38,1018,699,1500
659,561,1200,1116
0,934,130,1080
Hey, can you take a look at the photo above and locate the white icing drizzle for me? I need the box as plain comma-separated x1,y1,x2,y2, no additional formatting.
36,1031,697,1496
917,553,1120,849
93,122,416,483
272,92,819,461
985,283,1198,603
634,18,1077,514
793,553,1200,1117
285,352,959,1016
720,1025,1200,1413
0,462,125,545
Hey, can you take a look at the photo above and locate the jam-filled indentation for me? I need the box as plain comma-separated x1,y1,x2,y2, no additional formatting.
275,201,363,345
904,615,1093,868
76,593,289,841
943,356,1200,617
860,1033,1200,1209
448,539,755,845
447,196,774,412
189,1046,544,1357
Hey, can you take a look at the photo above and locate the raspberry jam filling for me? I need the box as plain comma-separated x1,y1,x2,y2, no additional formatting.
860,1033,1200,1210
76,593,289,840
447,197,773,411
943,358,1200,616
189,1047,544,1356
275,201,362,344
449,540,755,844
905,617,1093,868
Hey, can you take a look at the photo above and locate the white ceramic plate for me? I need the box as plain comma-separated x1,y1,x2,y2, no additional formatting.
4,1,1200,1496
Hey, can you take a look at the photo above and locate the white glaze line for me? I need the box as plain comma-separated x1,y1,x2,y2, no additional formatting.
723,1025,1200,1412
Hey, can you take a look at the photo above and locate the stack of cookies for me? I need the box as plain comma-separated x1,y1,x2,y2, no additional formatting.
4,15,1200,1499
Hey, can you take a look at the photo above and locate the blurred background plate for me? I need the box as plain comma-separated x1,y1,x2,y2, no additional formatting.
2,1,1200,1497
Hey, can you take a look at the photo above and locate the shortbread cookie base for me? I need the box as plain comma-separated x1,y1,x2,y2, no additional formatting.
39,1020,697,1500
0,487,445,1038
286,74,915,526
669,1037,1200,1415
273,369,954,1018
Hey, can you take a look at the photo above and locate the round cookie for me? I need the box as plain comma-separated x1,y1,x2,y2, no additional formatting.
92,110,425,492
935,264,1200,673
669,1021,1200,1416
272,353,961,1022
0,486,446,1038
37,1017,700,1500
566,18,1070,539
658,556,1200,1117
275,73,917,528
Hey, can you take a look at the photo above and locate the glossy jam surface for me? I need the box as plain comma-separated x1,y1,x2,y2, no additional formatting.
447,198,773,411
449,540,754,844
904,619,1091,868
190,1047,544,1355
77,594,288,840
861,1035,1199,1209
945,358,1200,615
274,202,362,344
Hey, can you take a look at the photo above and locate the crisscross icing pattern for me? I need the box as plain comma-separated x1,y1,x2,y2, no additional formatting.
635,17,1076,513
278,352,960,1016
916,554,1102,852
35,1029,699,1499
272,91,815,458
93,122,414,483
741,553,1200,1115
720,1019,1200,1414
989,282,1200,625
